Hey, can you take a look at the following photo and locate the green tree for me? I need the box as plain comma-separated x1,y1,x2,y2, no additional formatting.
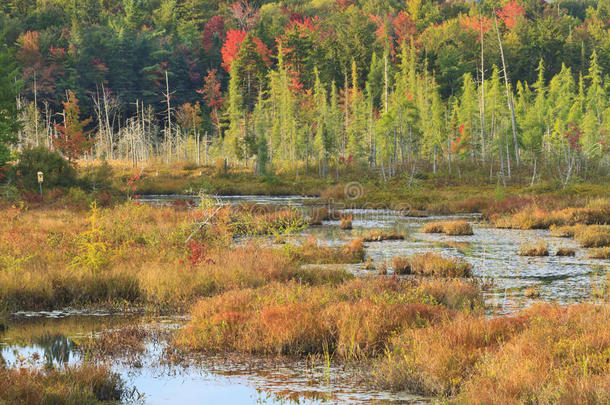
0,39,22,167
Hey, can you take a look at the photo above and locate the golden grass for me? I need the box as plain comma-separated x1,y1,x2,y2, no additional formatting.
391,252,472,277
177,277,482,357
458,304,610,404
589,247,610,259
0,204,348,311
0,365,127,404
518,241,550,256
574,226,610,248
556,247,576,256
376,303,610,402
360,229,405,242
423,220,473,235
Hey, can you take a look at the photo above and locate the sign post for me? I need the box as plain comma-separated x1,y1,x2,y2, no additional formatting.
37,171,44,198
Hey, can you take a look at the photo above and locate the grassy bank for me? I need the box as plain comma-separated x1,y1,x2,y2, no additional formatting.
0,202,356,312
0,365,128,405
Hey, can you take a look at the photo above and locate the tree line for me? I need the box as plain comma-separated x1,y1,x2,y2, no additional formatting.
0,0,609,183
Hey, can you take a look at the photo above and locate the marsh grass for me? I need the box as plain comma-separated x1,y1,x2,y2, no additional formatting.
339,214,353,230
376,303,610,402
574,225,610,248
589,247,610,259
556,247,576,256
518,241,550,256
282,237,365,265
0,204,345,311
423,221,473,236
0,365,127,405
177,277,482,358
390,252,472,277
360,229,405,242
492,200,610,230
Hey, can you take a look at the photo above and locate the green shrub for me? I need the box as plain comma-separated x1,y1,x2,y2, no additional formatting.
13,147,76,190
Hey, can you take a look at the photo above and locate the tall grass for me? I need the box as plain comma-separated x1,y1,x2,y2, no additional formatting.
177,278,482,357
0,204,346,311
391,252,472,277
376,304,610,402
0,365,127,405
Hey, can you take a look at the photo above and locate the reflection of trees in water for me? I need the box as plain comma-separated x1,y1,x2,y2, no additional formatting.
33,333,76,365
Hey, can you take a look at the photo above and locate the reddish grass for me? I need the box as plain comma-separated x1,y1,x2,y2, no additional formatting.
178,278,482,357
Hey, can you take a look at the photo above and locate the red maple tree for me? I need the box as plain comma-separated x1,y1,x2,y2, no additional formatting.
221,29,270,72
202,15,226,53
496,1,526,30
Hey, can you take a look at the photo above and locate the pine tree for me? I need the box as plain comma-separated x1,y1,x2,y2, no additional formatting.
0,38,22,168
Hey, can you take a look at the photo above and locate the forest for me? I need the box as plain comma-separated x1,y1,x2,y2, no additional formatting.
0,0,609,185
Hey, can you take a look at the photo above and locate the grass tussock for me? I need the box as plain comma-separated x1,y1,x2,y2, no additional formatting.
589,247,610,259
556,247,576,257
574,226,610,248
376,303,610,402
493,200,610,230
0,365,127,405
518,241,550,256
282,237,365,265
177,277,482,358
391,252,472,277
423,220,473,236
360,229,405,242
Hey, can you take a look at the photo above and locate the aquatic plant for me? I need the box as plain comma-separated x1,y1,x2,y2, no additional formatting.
518,241,550,256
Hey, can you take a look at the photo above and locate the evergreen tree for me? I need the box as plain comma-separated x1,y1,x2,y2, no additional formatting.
0,37,22,168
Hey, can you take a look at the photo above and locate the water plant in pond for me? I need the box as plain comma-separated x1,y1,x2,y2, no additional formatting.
360,229,405,242
556,247,576,256
518,241,550,256
589,247,610,259
390,252,472,277
0,364,128,404
423,220,473,236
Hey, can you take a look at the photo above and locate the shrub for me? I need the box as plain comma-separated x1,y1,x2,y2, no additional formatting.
13,146,76,190
518,241,549,256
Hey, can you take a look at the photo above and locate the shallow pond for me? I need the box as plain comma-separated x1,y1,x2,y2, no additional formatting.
3,195,608,403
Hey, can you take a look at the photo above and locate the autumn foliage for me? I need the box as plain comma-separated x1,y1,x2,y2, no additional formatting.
53,90,93,163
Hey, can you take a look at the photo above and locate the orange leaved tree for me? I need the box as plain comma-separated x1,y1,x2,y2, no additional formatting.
53,90,93,164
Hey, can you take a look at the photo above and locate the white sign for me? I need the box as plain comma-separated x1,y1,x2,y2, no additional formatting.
37,171,44,183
